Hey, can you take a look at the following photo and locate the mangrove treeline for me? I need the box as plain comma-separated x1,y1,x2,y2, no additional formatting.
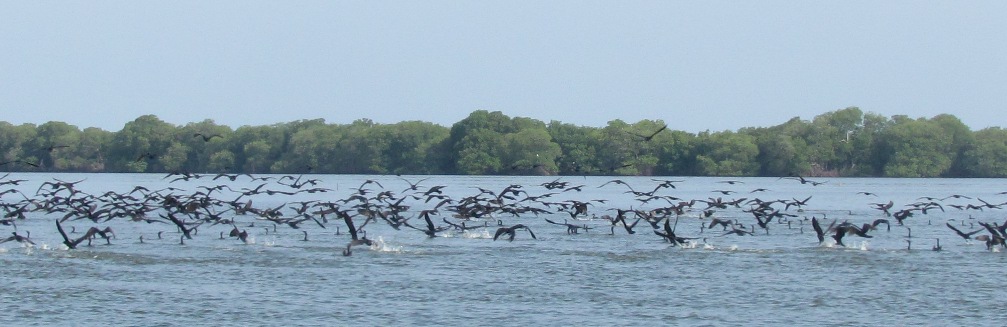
1,107,1005,177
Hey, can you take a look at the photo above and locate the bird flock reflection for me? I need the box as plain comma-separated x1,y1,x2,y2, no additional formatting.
1,172,1006,255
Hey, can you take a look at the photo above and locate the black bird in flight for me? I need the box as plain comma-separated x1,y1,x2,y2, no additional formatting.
43,145,71,152
628,124,668,141
339,210,373,256
135,152,157,162
545,218,591,234
55,220,115,249
493,224,537,242
228,226,249,243
811,217,825,244
946,223,983,241
163,213,200,240
193,133,223,142
0,232,34,246
654,217,695,246
0,159,39,168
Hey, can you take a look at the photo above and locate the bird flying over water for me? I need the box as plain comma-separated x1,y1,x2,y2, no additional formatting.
493,224,536,242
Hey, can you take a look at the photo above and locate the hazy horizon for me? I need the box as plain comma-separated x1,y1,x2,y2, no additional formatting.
3,1,1005,133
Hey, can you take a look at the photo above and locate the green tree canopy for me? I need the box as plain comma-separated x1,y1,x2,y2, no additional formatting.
1,109,1003,177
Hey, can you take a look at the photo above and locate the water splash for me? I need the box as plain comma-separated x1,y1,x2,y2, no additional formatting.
22,243,35,255
370,236,402,253
462,229,491,239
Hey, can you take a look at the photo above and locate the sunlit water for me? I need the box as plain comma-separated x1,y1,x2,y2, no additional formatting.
1,173,1006,325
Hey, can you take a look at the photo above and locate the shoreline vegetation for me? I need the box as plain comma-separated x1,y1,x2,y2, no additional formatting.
1,107,1004,177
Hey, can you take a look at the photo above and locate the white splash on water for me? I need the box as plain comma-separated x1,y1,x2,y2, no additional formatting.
260,237,277,247
21,243,34,255
462,229,491,239
370,236,402,253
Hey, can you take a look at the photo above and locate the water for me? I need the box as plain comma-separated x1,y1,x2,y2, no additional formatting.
1,173,1006,325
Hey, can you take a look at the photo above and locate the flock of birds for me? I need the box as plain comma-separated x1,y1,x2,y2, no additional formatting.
2,171,1007,256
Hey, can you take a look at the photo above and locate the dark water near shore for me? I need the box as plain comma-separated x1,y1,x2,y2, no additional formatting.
1,173,1006,326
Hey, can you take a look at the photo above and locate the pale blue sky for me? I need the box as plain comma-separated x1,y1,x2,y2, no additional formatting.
2,1,1004,133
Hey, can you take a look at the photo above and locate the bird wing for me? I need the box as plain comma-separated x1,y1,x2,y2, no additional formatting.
55,219,75,249
645,125,668,139
341,212,360,241
946,223,969,238
493,228,507,241
307,215,326,229
72,228,101,248
544,218,564,226
832,228,847,246
421,212,436,231
812,218,824,243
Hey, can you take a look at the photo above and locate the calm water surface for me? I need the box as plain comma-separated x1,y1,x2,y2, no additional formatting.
1,173,1006,326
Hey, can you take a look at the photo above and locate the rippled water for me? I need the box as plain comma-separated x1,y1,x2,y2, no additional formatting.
1,173,1006,326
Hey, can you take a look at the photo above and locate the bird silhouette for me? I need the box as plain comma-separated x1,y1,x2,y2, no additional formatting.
946,223,983,241
628,124,668,141
193,133,223,142
339,210,373,256
811,217,825,244
0,232,34,246
0,159,39,168
654,217,695,246
55,220,115,249
43,145,70,152
545,218,591,234
493,224,537,242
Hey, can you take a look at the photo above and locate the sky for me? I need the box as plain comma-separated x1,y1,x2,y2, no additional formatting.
2,1,1005,133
